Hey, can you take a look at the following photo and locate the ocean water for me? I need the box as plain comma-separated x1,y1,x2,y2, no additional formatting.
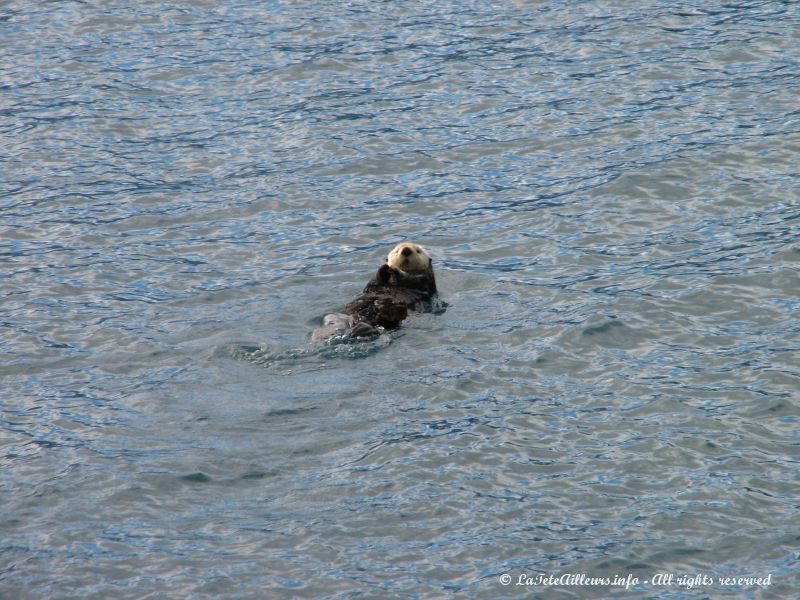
1,1,798,598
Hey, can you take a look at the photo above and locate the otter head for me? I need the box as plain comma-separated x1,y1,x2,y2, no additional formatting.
387,242,432,275
386,242,437,295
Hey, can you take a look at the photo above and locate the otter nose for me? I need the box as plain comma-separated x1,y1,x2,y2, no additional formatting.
401,246,412,257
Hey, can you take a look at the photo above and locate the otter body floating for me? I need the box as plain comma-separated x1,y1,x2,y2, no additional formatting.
311,243,439,341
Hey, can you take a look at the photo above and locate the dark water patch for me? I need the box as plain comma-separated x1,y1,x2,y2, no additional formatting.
181,472,212,483
240,470,276,480
264,406,318,420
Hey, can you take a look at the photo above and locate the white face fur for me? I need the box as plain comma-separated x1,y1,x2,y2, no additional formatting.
386,242,432,274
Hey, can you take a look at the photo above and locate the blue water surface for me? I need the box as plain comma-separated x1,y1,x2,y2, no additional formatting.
1,1,799,598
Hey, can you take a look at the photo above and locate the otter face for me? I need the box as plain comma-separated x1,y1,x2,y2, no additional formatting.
386,242,432,274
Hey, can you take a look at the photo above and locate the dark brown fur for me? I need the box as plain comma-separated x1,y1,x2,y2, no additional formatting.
344,263,437,334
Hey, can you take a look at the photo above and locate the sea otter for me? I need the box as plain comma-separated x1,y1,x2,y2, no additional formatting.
311,242,439,341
